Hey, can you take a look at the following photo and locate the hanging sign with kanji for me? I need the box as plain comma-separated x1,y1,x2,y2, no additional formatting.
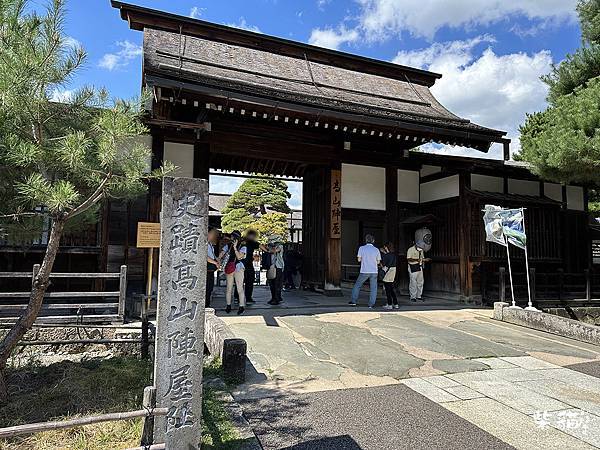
154,177,208,448
330,169,342,238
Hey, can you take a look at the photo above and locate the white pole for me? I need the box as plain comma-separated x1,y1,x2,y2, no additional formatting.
505,234,517,308
522,208,538,311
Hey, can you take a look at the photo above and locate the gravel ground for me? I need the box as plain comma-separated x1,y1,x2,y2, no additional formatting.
238,384,514,450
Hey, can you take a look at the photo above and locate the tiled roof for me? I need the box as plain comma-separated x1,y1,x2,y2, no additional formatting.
143,28,505,139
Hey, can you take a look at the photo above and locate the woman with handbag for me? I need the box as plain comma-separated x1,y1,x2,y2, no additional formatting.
380,242,398,309
219,230,247,315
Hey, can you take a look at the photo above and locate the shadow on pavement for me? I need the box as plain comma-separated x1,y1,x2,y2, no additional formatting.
280,435,362,449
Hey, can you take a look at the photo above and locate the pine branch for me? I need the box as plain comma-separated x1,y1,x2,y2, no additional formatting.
64,174,111,220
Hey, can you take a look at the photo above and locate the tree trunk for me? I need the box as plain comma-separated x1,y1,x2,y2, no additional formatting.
0,218,65,403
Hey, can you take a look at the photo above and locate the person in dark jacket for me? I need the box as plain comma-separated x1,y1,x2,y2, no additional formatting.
381,242,399,309
241,229,260,303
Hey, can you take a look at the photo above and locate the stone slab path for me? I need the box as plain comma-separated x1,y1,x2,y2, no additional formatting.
216,286,600,449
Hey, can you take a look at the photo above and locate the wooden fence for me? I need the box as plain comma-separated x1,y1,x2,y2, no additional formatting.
488,267,600,307
0,385,164,449
0,265,127,324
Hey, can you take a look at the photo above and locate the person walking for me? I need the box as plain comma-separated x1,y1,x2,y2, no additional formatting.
219,230,247,315
350,234,381,308
380,242,398,309
407,241,429,302
206,227,220,308
266,235,285,305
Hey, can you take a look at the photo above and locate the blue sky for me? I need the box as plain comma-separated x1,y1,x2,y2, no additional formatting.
55,0,583,208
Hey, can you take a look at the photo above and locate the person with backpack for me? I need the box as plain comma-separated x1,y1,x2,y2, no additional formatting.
380,242,398,309
219,230,247,315
264,235,285,305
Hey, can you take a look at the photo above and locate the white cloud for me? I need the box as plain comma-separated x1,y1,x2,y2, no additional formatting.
309,25,360,50
356,0,577,40
98,40,142,71
189,6,205,19
63,36,81,49
50,88,75,103
394,37,553,158
226,17,262,33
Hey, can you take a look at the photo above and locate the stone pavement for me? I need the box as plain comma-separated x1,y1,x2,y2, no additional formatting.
215,285,600,449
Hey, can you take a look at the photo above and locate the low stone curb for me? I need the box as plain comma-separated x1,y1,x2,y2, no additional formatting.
204,378,262,450
205,308,247,383
493,302,600,346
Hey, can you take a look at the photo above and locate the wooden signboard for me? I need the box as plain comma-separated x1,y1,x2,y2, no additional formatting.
137,222,161,248
330,169,342,238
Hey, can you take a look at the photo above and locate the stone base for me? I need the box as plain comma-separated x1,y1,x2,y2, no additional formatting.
493,302,600,346
323,287,344,297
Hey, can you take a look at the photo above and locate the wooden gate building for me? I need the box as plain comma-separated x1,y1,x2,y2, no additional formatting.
107,1,591,304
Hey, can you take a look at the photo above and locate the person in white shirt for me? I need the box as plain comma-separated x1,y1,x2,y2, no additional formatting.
206,227,220,308
349,234,381,308
219,230,247,315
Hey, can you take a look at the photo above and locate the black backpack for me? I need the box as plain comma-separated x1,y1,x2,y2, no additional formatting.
260,251,272,270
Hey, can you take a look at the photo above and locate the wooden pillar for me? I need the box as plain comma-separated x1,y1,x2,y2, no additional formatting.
458,172,473,300
148,132,164,222
193,141,210,180
385,167,399,251
503,141,510,161
145,132,164,306
325,163,342,296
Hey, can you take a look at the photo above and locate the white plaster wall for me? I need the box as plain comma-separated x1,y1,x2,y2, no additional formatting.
420,165,441,177
341,164,386,210
164,142,194,178
567,185,585,211
397,169,420,203
508,178,539,196
471,174,503,193
544,183,563,202
420,175,459,203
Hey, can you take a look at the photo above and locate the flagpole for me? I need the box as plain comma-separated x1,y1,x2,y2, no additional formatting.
521,208,538,311
505,233,518,308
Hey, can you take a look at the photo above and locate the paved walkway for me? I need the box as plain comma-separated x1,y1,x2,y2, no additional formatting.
215,285,600,449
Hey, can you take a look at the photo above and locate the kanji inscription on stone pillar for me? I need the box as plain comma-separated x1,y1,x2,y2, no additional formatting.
154,177,208,448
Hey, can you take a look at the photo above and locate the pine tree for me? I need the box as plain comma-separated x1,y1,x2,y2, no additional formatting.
221,177,291,241
518,0,600,187
0,0,167,401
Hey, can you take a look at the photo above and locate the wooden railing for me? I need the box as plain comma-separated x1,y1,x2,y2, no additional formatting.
0,265,127,324
489,267,600,306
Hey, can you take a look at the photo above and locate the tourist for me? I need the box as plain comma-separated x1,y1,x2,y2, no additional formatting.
283,246,302,290
219,230,247,314
350,234,381,308
266,235,285,305
206,227,220,307
380,242,398,309
407,241,429,302
241,229,260,304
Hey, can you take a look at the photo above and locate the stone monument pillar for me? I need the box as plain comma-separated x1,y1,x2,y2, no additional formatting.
154,177,208,448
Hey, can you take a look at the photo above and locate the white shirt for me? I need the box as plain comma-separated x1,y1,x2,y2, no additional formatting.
222,244,247,272
357,243,381,274
207,242,216,260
